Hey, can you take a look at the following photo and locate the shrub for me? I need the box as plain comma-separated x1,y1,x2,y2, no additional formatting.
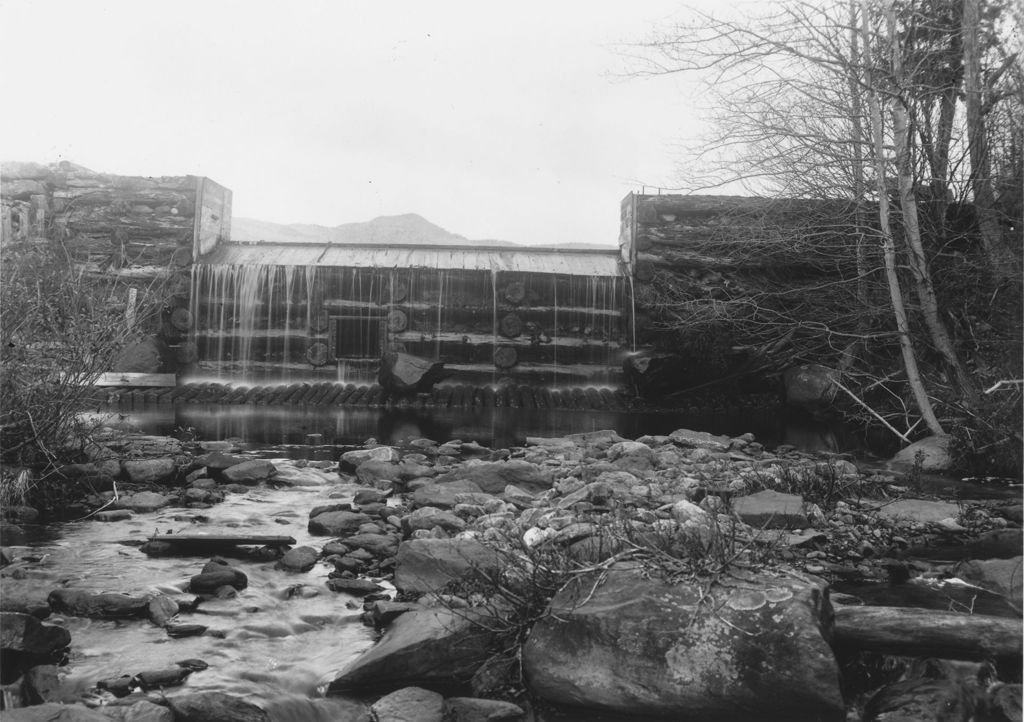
0,237,165,476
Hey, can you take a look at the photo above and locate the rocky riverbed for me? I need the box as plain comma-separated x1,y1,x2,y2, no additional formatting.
0,427,1021,721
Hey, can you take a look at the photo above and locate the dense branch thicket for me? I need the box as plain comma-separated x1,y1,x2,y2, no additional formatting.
631,0,1022,473
0,236,167,490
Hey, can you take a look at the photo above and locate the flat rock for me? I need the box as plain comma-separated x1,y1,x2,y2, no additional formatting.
870,499,961,525
443,697,525,722
411,480,487,509
668,428,732,451
122,457,178,484
732,490,809,529
271,465,335,486
190,566,247,594
335,532,400,559
47,589,150,618
371,686,444,722
394,538,503,594
118,491,173,513
326,577,384,596
221,460,276,485
401,507,466,535
103,701,175,721
167,691,269,721
434,460,553,494
342,446,400,468
94,509,134,522
0,703,109,720
203,452,250,471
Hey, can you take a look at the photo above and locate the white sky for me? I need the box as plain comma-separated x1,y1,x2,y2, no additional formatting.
0,0,729,246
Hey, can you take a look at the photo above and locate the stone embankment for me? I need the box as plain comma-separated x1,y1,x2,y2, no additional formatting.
1,428,1021,721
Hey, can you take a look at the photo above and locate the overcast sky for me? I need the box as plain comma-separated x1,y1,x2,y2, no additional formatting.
0,1,728,246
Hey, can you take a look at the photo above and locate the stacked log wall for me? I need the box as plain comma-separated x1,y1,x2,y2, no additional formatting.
1,161,231,374
619,193,858,348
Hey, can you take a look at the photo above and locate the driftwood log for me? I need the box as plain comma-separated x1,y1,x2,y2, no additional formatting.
833,606,1022,660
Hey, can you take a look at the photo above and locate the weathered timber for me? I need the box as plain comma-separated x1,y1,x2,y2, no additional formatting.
833,606,1022,660
94,372,177,387
142,534,296,556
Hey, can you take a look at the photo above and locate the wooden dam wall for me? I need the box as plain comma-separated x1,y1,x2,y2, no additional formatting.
191,243,629,387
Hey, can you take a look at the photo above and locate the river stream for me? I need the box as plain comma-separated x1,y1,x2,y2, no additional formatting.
19,470,381,719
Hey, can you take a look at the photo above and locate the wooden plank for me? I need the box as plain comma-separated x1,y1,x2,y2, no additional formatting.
833,606,1022,660
145,533,296,555
94,372,177,387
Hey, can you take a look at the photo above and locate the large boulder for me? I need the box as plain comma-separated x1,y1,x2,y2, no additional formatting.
522,562,843,720
394,538,504,594
328,606,494,694
434,460,553,494
0,612,71,658
783,364,838,413
888,435,953,473
955,556,1024,609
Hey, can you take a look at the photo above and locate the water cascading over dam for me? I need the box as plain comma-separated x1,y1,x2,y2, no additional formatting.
190,242,631,389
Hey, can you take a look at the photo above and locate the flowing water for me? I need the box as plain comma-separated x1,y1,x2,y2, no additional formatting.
18,470,381,719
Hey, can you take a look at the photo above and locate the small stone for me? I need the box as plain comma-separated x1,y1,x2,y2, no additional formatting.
277,546,319,572
326,578,384,596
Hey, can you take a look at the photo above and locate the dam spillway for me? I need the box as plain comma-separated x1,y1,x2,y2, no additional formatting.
190,242,631,387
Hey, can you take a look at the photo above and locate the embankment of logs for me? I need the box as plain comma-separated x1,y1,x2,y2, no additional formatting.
91,382,639,412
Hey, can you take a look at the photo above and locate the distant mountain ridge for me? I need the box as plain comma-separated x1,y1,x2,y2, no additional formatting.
231,213,518,247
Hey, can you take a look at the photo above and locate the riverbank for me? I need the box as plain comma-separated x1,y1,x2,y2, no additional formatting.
1,427,1021,721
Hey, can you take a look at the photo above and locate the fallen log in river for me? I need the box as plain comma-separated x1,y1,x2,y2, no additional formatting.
833,605,1022,660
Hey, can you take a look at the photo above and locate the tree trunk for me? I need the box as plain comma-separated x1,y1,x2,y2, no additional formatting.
891,100,978,407
863,0,945,436
962,0,1020,283
887,7,978,408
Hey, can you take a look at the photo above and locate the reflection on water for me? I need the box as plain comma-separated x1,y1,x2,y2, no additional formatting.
23,482,376,715
91,403,864,456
